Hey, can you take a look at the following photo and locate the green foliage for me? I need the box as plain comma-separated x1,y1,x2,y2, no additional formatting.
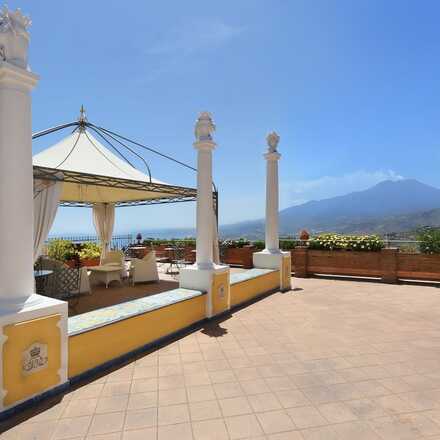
47,239,77,262
253,240,265,250
221,238,251,248
142,238,196,247
417,227,440,254
308,233,384,252
280,240,298,250
78,242,101,260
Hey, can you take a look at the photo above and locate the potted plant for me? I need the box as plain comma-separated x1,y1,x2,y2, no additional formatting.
47,239,78,267
78,242,101,267
221,238,255,268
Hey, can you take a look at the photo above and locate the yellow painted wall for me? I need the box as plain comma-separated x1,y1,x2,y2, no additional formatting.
211,271,230,316
230,271,280,307
68,295,205,378
3,314,61,407
281,255,292,291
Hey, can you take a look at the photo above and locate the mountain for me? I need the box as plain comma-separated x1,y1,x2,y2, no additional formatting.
220,179,440,238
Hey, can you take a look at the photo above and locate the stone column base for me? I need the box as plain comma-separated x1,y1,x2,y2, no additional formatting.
253,251,292,292
180,264,230,318
0,295,68,412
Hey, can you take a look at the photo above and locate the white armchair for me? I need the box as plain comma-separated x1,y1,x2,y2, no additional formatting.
101,250,124,267
129,251,159,285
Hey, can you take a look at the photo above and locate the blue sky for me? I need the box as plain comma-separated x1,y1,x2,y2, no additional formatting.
13,0,440,234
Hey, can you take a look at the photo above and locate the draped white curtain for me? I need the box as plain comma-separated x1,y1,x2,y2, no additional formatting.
213,210,220,264
33,178,63,262
92,202,115,262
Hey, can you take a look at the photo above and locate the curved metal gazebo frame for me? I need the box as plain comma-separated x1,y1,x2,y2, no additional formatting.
32,109,219,220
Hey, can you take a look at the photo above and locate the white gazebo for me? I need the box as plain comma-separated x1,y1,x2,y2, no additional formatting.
31,110,216,261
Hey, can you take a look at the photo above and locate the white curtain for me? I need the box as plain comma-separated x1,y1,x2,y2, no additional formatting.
93,202,115,262
213,209,220,264
33,178,63,262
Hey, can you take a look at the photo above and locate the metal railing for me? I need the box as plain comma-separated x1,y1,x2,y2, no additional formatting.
46,234,133,250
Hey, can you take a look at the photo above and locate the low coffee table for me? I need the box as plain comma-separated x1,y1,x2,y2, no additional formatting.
89,265,122,288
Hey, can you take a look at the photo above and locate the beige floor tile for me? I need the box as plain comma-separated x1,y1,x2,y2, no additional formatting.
268,431,304,440
287,406,327,429
344,398,387,419
373,394,415,414
158,375,185,390
88,412,125,436
123,408,157,431
157,423,193,440
127,391,158,410
225,414,264,439
158,403,190,426
189,400,222,421
264,376,295,392
256,410,296,434
95,395,129,414
192,418,229,440
62,398,98,418
130,378,157,394
87,432,122,440
275,390,310,409
219,396,253,417
158,388,187,406
214,382,244,399
240,379,271,395
316,402,358,423
331,421,381,440
300,425,339,440
122,427,156,439
101,382,131,397
52,416,92,439
248,392,282,412
187,385,217,403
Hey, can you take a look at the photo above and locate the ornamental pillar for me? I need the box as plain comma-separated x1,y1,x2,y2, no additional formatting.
253,132,291,291
180,112,230,318
0,7,68,414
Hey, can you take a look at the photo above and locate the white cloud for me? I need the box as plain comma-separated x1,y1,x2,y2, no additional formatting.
148,20,244,56
281,170,404,208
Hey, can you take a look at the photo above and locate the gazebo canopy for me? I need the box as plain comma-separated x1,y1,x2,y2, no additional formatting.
32,115,198,208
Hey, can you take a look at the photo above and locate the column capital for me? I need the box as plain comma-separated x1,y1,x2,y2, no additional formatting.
193,139,216,151
0,60,38,90
264,151,281,161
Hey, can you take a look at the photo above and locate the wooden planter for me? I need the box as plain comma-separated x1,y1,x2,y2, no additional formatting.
222,246,255,269
80,257,100,267
292,247,440,283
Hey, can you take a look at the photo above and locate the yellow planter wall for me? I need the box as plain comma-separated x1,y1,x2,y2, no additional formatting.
3,314,61,407
68,295,206,378
230,270,279,307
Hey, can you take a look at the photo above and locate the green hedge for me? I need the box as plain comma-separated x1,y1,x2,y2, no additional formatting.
417,228,440,254
308,234,384,252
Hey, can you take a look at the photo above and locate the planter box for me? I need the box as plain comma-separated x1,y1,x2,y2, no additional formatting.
397,253,440,281
222,246,254,269
80,257,100,267
292,247,440,283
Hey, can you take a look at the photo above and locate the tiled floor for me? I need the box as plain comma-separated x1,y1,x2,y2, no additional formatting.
3,276,440,439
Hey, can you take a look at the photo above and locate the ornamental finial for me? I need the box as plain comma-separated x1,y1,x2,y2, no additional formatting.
195,112,216,142
0,5,31,68
266,131,280,153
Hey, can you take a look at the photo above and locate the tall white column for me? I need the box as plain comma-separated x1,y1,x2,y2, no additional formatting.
194,112,216,269
0,8,39,311
264,132,281,253
180,112,230,318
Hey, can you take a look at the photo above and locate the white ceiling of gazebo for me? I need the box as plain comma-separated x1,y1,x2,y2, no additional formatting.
33,129,196,205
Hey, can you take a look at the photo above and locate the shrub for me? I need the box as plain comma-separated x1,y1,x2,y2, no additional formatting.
47,239,77,262
417,227,440,254
221,238,251,248
280,239,298,250
78,242,101,260
308,233,384,252
253,240,265,250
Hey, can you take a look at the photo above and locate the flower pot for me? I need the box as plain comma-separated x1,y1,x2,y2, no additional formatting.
80,257,100,267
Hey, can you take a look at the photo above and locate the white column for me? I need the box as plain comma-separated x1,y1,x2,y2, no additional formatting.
180,112,230,318
0,8,39,311
264,132,281,254
194,112,216,270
